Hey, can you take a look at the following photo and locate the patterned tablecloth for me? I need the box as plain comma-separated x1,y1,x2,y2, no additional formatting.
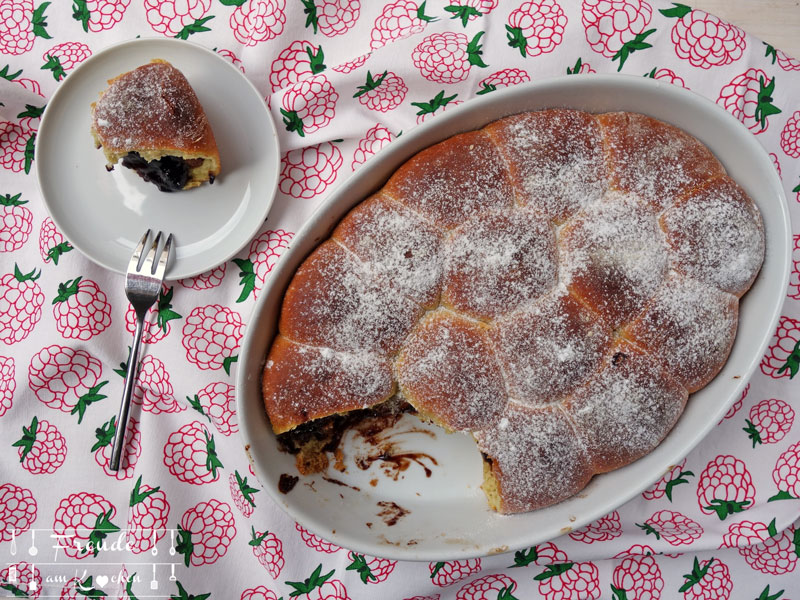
2,0,800,598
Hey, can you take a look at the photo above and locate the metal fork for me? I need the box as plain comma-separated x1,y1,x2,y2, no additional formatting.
109,229,174,471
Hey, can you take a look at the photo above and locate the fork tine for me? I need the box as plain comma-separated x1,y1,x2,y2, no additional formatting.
129,229,151,271
153,233,173,280
141,230,162,275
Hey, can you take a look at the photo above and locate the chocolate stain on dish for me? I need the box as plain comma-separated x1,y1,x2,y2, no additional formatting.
278,473,298,494
322,476,360,492
376,501,409,526
353,422,438,480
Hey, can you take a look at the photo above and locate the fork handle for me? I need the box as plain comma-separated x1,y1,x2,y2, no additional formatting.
110,312,145,471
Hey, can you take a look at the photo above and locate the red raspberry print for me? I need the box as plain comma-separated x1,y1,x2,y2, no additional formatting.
536,560,600,600
354,70,407,112
770,151,782,176
52,277,112,341
661,5,745,69
53,492,119,559
144,0,212,39
790,235,800,300
216,48,244,73
242,588,280,600
280,141,343,198
182,304,243,372
13,416,66,474
569,510,622,543
126,476,170,554
0,0,50,55
582,0,654,69
296,522,341,553
92,416,141,480
447,0,498,26
0,192,32,252
456,574,516,600
613,544,657,559
189,381,237,435
179,264,226,290
412,90,462,123
509,542,568,567
128,354,183,414
780,111,800,158
405,597,440,600
645,66,687,88
163,420,223,484
286,564,351,600
370,0,436,50
771,440,800,500
230,0,286,45
0,483,36,541
351,124,393,171
72,0,130,32
270,40,326,93
566,57,596,73
13,76,43,96
0,562,41,600
0,121,36,174
125,285,181,344
412,31,487,84
723,519,799,575
612,553,663,600
718,68,781,134
41,42,91,81
281,74,338,137
0,265,43,344
229,470,259,517
39,217,72,264
303,0,360,37
176,499,236,566
346,551,396,584
429,559,481,587
332,52,371,74
0,355,14,417
744,398,794,446
234,229,294,301
761,317,800,379
507,0,567,58
679,557,732,600
642,458,694,501
638,510,703,546
696,455,755,519
721,383,748,421
776,48,800,71
28,344,107,423
249,526,285,577
476,68,529,94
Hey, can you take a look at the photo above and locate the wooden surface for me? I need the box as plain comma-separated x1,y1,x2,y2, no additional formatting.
689,0,800,58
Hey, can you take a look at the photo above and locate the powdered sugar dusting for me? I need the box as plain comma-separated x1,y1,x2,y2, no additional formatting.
280,241,422,355
396,309,507,431
623,272,739,392
92,60,208,151
487,109,607,222
442,206,557,320
560,190,668,328
475,402,592,513
564,341,688,472
662,176,765,297
333,194,443,308
491,288,611,406
599,112,725,212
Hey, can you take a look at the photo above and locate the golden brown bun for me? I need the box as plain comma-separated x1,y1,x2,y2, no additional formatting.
90,59,220,190
262,109,765,514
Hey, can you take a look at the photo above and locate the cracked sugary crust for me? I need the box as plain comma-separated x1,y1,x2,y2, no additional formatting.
90,59,221,189
262,108,765,514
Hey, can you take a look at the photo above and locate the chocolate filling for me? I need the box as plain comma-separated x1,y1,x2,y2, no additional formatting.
121,152,204,192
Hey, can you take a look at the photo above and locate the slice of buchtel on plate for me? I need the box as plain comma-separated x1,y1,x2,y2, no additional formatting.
90,59,221,192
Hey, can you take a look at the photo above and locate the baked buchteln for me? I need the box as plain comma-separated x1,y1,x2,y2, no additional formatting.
262,109,765,514
91,59,221,192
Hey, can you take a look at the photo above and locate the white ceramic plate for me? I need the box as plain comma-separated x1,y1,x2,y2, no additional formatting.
35,38,279,280
237,75,792,561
